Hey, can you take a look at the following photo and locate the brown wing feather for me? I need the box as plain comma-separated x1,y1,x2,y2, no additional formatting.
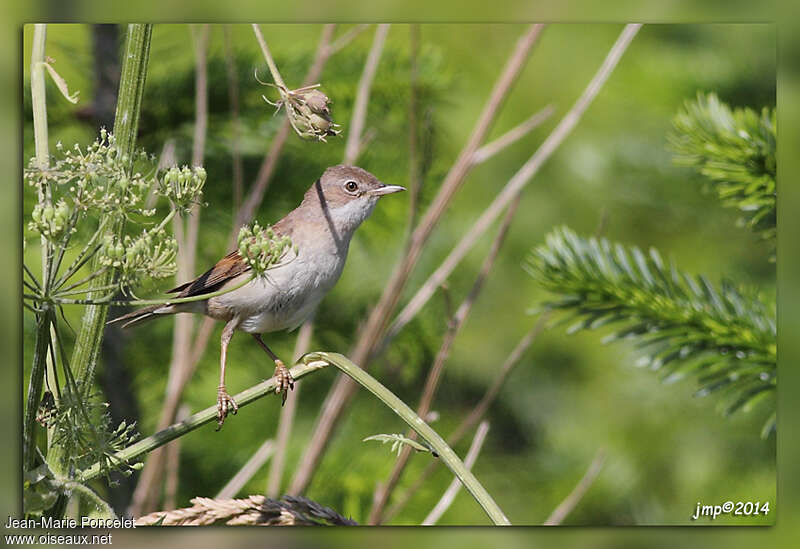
166,221,293,298
167,250,251,298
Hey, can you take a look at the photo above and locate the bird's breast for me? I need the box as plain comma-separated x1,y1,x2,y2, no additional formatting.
208,241,347,334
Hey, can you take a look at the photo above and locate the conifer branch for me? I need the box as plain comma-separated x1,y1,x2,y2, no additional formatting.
525,227,775,435
669,92,776,242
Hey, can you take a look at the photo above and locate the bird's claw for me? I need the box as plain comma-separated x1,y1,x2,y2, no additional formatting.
216,385,238,430
273,360,295,406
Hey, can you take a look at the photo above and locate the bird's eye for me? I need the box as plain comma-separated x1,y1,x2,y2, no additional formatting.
345,180,358,193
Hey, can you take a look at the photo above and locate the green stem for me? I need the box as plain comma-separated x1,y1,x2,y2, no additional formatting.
24,263,42,289
61,481,116,520
31,24,49,172
56,274,255,306
52,219,108,290
23,309,53,471
305,352,511,525
47,200,84,291
69,24,152,387
76,359,329,482
76,352,511,525
55,267,110,295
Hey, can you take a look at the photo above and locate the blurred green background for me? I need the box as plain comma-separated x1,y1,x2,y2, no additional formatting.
20,22,775,527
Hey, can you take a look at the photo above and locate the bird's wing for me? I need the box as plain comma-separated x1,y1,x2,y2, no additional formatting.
166,250,251,297
166,221,294,298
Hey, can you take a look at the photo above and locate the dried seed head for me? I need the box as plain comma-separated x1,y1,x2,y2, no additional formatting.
308,113,332,134
260,81,341,142
298,89,331,116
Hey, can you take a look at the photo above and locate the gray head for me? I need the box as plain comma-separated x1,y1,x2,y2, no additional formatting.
299,165,405,236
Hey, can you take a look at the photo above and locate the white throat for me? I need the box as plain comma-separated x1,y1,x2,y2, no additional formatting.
329,196,378,235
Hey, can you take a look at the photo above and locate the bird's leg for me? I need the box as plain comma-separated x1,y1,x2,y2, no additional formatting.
252,334,294,405
216,319,239,429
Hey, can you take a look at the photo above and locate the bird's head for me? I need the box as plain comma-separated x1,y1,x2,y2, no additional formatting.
301,165,405,234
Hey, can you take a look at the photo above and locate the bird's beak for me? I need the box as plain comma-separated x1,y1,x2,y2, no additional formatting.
369,184,406,196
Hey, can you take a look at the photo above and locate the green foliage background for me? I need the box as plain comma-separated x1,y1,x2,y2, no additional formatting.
22,23,775,525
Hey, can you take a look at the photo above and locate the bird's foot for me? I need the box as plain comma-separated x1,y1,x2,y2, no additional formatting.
273,360,295,406
216,384,238,430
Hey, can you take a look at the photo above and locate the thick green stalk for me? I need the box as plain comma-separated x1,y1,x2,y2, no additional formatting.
112,24,153,161
69,24,152,387
76,353,511,525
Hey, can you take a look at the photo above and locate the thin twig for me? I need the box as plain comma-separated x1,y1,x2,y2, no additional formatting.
384,316,547,522
163,404,190,511
266,318,313,497
129,24,209,517
405,23,423,237
345,24,390,164
217,439,275,500
234,23,337,237
471,104,555,165
384,24,642,348
369,198,520,524
422,421,490,525
544,449,606,525
223,25,244,214
328,24,371,55
251,24,287,89
289,23,545,497
185,22,210,269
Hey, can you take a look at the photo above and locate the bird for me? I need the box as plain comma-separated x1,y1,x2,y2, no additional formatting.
109,165,405,428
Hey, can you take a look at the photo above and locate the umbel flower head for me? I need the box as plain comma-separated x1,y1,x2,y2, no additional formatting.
99,227,178,293
24,129,155,222
260,80,341,142
237,222,295,276
159,165,207,212
29,199,71,241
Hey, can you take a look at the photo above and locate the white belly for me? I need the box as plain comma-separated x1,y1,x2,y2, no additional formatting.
209,245,345,334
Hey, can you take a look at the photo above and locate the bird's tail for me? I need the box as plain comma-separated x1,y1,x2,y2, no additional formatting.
107,304,178,329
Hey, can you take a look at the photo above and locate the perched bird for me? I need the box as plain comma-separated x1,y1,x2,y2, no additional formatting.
110,165,405,427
